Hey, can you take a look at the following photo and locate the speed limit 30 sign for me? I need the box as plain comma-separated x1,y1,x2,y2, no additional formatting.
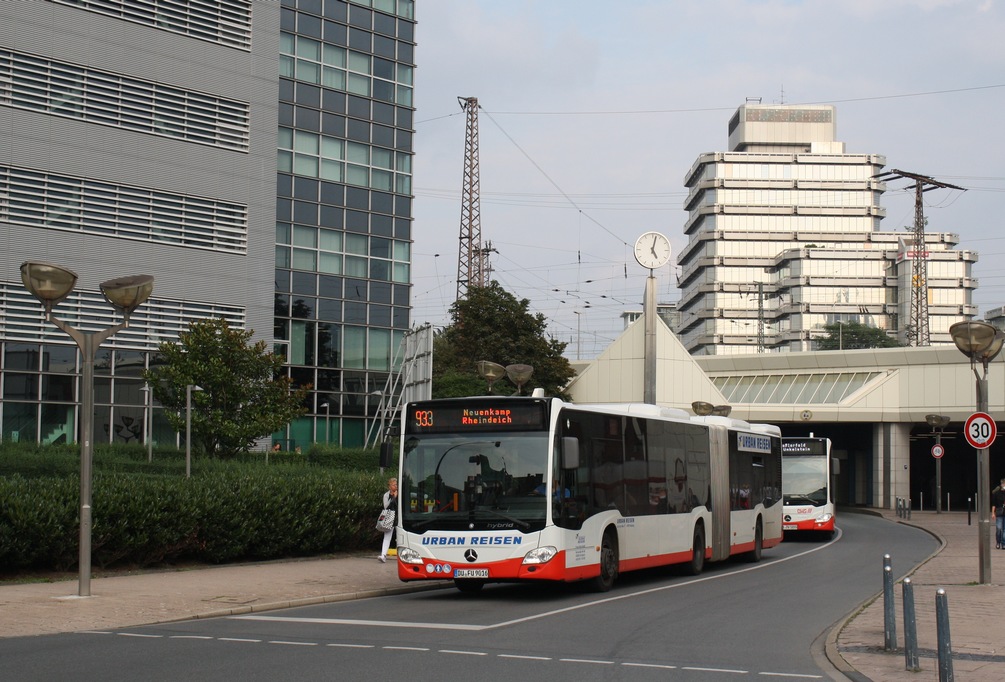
964,412,997,449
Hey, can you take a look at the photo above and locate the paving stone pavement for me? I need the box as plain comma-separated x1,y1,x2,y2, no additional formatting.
829,509,1005,681
2,510,1002,680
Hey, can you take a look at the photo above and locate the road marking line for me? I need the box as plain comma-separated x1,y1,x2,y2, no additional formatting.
268,640,318,646
622,662,677,669
560,658,614,665
383,646,428,651
683,666,747,674
327,643,374,648
439,649,487,656
218,637,261,643
758,673,823,679
169,635,213,640
498,654,551,661
116,633,162,638
231,540,837,634
232,615,486,631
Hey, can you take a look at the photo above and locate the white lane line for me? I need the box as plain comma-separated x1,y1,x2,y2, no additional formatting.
327,643,374,648
232,540,837,633
559,658,615,665
218,637,261,643
683,666,748,674
758,673,823,679
116,633,162,638
169,635,214,640
439,649,487,656
383,646,428,651
232,615,486,631
76,631,114,635
498,654,551,661
622,662,677,669
268,640,318,646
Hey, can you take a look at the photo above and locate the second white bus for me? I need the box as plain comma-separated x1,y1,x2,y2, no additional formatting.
781,436,836,537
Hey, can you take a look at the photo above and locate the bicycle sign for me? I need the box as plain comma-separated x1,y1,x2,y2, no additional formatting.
964,412,997,449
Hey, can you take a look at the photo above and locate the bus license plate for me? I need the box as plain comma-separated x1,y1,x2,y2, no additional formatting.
783,524,797,530
453,569,488,578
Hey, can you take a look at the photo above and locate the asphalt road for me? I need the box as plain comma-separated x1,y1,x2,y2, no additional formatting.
2,512,935,681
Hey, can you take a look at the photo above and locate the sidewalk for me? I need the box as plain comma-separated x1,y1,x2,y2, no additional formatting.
2,511,1002,680
829,509,1005,681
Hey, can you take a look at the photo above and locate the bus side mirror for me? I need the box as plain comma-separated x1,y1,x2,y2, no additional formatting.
379,441,394,468
561,437,579,470
831,457,840,476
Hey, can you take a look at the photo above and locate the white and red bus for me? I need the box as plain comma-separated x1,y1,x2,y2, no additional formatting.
394,395,782,593
781,436,836,537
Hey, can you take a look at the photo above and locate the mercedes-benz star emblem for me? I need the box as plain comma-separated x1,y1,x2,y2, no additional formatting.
464,549,478,563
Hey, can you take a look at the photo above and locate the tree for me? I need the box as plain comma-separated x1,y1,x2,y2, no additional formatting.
144,318,309,457
432,282,576,399
816,321,901,351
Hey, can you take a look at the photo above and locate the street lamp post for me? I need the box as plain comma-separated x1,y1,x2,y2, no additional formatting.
185,384,203,479
949,320,1005,585
140,383,153,462
20,261,153,597
925,414,951,514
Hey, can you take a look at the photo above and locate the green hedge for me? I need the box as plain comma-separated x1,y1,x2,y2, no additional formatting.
0,443,397,574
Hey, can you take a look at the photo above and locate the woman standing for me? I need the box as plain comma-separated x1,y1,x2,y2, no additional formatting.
379,477,397,562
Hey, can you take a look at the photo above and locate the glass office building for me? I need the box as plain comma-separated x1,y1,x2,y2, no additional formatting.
0,0,415,448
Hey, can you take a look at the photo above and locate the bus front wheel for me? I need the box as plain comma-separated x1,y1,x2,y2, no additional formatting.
592,529,619,592
687,526,705,575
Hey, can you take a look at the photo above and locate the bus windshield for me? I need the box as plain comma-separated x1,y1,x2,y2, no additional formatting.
782,456,829,506
400,431,551,532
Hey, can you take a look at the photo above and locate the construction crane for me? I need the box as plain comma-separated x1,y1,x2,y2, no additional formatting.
456,96,486,301
874,169,966,346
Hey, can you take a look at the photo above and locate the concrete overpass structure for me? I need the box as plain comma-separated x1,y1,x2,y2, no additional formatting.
566,316,1005,511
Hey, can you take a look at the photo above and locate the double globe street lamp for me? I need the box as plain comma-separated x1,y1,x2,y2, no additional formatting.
20,261,153,597
949,320,1005,585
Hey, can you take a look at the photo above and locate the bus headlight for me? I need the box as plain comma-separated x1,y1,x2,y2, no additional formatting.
522,546,558,565
397,547,423,565
816,513,833,525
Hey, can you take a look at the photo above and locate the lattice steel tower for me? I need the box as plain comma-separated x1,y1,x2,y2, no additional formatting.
875,169,966,346
455,96,484,301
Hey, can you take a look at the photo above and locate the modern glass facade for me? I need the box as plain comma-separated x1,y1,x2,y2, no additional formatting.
0,0,415,450
273,0,415,448
676,104,977,355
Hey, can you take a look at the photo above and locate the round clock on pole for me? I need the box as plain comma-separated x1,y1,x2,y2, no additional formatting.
634,231,672,269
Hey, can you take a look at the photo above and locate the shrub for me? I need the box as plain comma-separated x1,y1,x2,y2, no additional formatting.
0,444,391,574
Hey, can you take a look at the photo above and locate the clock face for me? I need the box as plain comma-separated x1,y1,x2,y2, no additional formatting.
634,231,672,269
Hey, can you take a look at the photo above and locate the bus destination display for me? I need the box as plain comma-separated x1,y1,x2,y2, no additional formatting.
782,439,827,456
406,402,548,434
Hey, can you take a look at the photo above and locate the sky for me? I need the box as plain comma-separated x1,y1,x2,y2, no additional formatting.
407,0,1005,360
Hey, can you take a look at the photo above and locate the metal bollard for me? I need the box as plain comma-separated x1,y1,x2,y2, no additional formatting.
907,497,911,520
920,492,924,512
903,578,920,671
883,560,897,651
936,588,954,681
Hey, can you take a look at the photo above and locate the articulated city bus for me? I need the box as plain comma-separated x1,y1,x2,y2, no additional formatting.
394,395,782,593
781,436,836,537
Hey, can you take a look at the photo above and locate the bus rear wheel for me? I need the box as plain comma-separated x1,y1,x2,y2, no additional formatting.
592,529,619,592
686,526,705,575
